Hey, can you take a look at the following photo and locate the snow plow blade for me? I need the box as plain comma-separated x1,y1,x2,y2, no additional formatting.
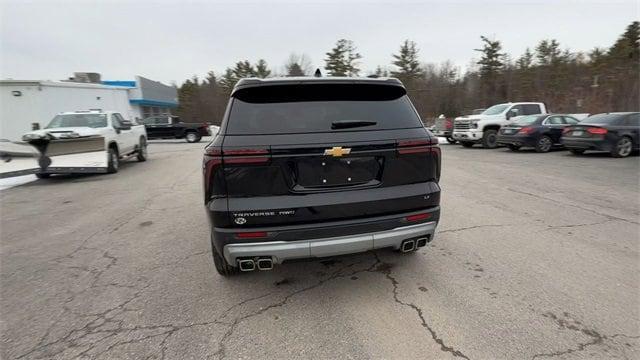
0,136,108,178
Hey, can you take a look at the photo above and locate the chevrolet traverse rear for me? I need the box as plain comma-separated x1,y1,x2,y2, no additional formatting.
203,77,441,276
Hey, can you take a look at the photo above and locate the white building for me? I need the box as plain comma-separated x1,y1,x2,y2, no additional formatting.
0,74,177,141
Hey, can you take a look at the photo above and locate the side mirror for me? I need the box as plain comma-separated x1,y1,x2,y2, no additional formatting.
119,120,133,130
506,110,518,120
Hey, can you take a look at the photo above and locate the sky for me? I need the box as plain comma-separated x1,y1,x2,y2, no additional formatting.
1,0,638,85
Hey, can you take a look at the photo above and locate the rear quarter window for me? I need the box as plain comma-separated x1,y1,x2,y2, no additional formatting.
580,114,625,124
226,84,422,135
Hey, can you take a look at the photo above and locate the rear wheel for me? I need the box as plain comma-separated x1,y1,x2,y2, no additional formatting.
136,137,147,162
35,173,50,179
569,149,585,155
507,144,521,151
535,135,552,153
211,233,236,277
460,141,474,148
611,136,633,158
107,147,119,173
481,129,499,149
185,131,201,143
446,137,457,144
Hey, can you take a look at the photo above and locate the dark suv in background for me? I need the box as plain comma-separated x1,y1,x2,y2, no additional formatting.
203,77,442,276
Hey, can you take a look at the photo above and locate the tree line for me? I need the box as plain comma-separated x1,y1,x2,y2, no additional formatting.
176,21,639,124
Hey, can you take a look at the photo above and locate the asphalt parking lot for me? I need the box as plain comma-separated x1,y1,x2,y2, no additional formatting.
1,139,638,359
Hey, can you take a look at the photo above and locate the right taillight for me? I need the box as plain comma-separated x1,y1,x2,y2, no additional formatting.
397,138,438,154
587,127,607,135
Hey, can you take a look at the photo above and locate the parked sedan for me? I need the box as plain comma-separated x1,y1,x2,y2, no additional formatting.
562,112,640,158
496,114,580,152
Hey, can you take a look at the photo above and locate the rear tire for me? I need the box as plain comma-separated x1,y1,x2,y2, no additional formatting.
611,136,633,158
535,135,552,153
446,137,457,144
185,132,201,143
569,149,585,155
211,233,236,277
136,138,147,162
35,173,50,179
481,129,499,149
507,144,521,151
461,141,474,148
107,146,119,173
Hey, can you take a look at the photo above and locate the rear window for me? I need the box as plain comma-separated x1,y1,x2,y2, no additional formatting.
580,113,624,124
226,84,422,135
513,115,541,125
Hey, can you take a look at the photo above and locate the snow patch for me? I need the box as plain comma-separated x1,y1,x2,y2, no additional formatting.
0,175,38,191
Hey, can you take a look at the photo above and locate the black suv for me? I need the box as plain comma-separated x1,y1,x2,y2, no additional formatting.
203,77,441,276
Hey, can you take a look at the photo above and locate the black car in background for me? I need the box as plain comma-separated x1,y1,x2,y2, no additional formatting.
142,116,210,143
496,114,580,152
203,77,441,276
562,112,640,158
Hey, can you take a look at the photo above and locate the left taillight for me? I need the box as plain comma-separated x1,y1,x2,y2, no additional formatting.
222,148,270,164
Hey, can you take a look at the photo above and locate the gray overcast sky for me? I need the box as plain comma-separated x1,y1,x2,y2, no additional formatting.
1,0,638,85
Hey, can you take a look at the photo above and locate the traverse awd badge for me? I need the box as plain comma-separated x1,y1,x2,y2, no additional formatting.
324,146,351,157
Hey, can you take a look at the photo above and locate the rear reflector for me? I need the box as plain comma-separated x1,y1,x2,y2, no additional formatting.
224,157,270,164
223,149,269,156
587,127,607,135
235,231,268,239
405,213,432,222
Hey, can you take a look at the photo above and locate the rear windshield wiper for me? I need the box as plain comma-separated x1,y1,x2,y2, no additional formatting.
331,120,377,129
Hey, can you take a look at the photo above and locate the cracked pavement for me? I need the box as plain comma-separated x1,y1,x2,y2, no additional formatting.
1,140,639,359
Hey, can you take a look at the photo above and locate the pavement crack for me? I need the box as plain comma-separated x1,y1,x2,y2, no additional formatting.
438,224,507,234
531,311,637,359
544,219,613,231
372,252,470,359
506,187,639,225
213,256,379,359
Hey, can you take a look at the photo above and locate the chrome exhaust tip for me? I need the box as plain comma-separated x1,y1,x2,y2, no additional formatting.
401,239,416,253
416,237,429,248
238,259,256,272
256,258,274,271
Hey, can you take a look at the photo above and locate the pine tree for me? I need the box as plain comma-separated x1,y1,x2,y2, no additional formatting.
367,66,389,78
324,39,362,76
390,40,424,81
475,36,504,76
219,68,238,91
535,39,563,66
474,36,504,104
254,59,271,78
516,48,534,70
608,21,639,61
285,53,312,76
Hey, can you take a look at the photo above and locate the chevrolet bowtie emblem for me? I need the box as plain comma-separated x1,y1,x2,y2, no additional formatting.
324,146,351,157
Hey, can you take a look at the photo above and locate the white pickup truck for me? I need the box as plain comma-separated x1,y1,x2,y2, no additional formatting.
452,102,547,148
21,110,147,178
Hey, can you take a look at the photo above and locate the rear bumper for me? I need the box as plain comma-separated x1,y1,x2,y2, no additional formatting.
223,221,437,265
496,134,537,147
433,130,452,137
561,137,611,151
